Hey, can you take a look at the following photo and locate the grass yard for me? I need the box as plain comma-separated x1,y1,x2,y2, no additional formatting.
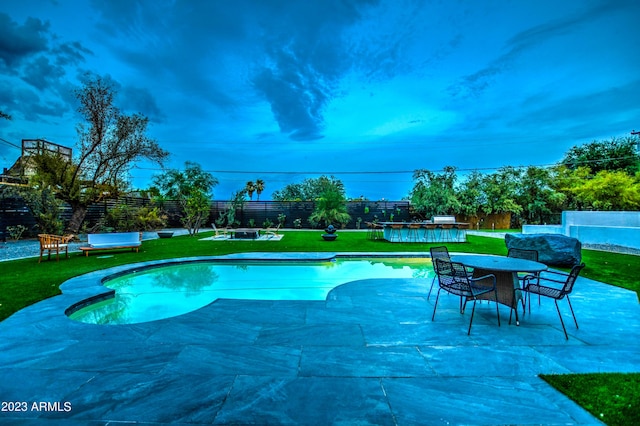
1,230,638,424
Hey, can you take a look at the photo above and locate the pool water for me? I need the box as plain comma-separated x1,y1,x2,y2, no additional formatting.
68,258,433,325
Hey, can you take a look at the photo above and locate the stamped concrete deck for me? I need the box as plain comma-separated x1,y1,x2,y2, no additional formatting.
1,252,639,425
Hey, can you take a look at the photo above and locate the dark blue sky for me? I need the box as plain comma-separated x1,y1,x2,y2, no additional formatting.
1,0,638,200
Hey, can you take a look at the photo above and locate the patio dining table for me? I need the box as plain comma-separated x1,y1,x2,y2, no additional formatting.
451,254,547,325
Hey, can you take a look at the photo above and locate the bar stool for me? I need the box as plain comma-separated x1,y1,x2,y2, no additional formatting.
389,224,404,242
373,222,384,240
457,223,469,241
440,223,453,242
450,224,459,242
366,222,374,240
407,223,421,242
423,223,436,242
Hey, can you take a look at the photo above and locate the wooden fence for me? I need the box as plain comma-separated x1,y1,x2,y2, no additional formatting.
0,188,413,234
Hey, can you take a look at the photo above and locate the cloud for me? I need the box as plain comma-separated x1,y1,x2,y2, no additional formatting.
247,0,381,141
0,13,50,69
21,55,65,90
87,0,381,142
119,85,165,123
0,12,94,123
448,0,639,99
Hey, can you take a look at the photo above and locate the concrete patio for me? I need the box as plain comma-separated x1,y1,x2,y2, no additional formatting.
1,253,638,424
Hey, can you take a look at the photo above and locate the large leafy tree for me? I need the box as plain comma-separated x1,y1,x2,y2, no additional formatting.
561,136,640,175
272,175,345,201
569,170,640,211
32,76,168,233
153,161,218,235
456,171,486,217
515,166,565,224
410,166,461,219
481,166,522,216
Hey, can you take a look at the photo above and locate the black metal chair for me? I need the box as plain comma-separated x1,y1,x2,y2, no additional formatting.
427,246,451,300
432,258,501,335
522,263,585,339
507,247,539,309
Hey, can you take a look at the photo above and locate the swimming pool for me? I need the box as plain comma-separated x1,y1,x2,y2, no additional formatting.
68,257,433,325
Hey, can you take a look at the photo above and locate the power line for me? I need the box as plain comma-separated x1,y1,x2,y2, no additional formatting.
0,137,21,150
132,154,640,176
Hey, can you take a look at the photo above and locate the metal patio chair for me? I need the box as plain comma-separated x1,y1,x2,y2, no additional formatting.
507,247,540,309
522,263,585,339
432,258,500,335
427,246,451,300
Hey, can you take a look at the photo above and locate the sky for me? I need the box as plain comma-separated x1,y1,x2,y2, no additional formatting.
1,0,639,201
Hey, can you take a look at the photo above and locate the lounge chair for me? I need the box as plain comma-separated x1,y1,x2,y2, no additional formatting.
264,224,281,239
38,234,73,263
211,224,229,239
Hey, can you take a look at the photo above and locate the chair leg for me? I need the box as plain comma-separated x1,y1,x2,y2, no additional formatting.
554,300,569,340
467,300,477,335
566,296,579,329
427,276,436,300
431,289,442,321
494,292,501,327
509,288,520,325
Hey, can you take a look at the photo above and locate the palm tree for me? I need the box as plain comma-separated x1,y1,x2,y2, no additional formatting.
245,181,256,201
308,189,352,228
255,179,265,201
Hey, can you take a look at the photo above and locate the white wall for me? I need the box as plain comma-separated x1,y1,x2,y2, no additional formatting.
523,211,640,250
563,211,640,227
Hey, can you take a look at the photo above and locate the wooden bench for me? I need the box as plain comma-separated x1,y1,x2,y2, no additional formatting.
80,232,142,257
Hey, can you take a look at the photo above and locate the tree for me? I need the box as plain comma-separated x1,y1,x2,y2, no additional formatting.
272,175,345,201
4,185,63,234
569,170,640,211
255,179,265,201
153,161,218,235
481,167,522,216
31,76,168,233
410,166,461,219
245,181,255,200
308,188,352,228
561,136,640,175
515,166,565,224
457,171,486,217
0,110,11,120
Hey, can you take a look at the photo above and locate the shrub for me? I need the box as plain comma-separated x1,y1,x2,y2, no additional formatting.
7,225,27,240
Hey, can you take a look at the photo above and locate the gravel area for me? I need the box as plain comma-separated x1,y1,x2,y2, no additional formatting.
2,229,637,262
0,229,194,262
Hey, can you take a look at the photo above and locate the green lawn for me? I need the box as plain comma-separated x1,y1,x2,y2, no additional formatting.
1,230,638,424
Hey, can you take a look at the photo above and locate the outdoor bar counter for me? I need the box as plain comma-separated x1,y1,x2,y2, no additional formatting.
381,218,469,243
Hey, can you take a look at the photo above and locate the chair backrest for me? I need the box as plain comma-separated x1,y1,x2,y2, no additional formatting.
38,234,56,248
434,258,471,296
561,263,585,296
430,246,450,262
507,248,538,262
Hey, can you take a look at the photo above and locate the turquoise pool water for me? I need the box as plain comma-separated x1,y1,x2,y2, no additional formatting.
68,258,433,325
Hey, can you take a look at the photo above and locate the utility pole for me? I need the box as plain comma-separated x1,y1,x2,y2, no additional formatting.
633,130,640,152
